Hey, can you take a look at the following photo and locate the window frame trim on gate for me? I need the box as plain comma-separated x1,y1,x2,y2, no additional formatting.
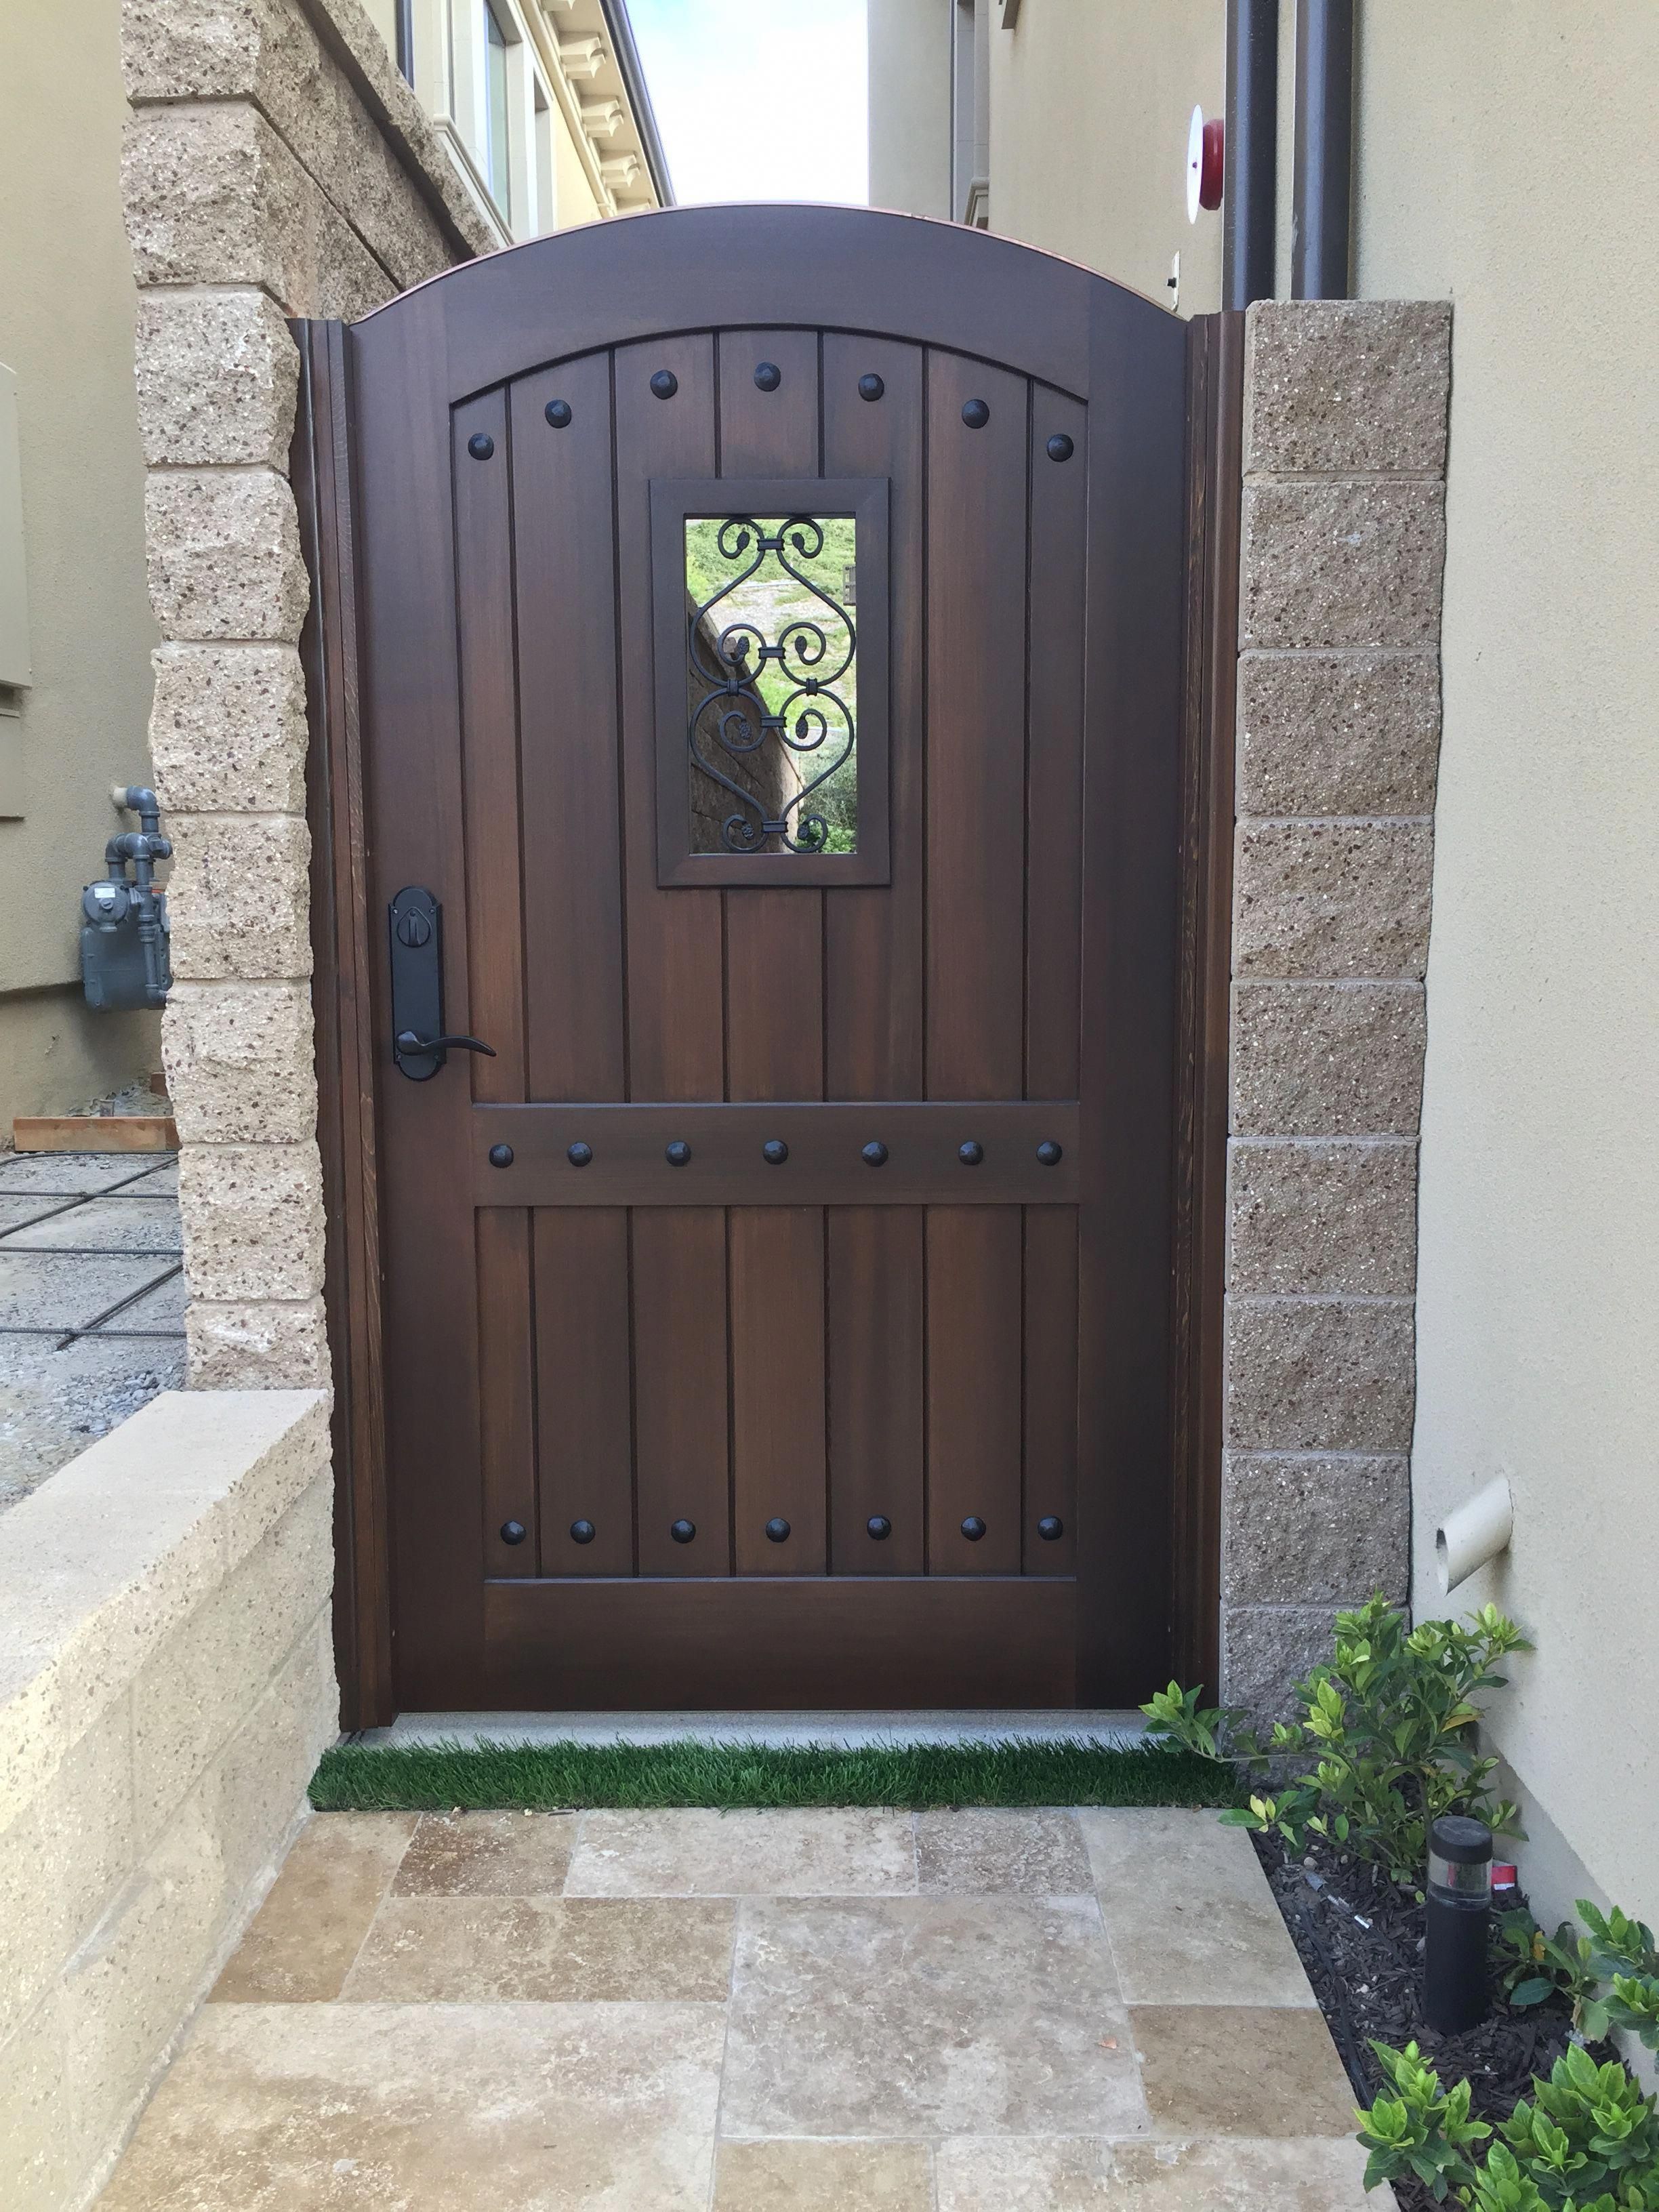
649,474,892,887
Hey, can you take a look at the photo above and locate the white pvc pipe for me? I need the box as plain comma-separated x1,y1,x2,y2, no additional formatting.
1435,1477,1514,1595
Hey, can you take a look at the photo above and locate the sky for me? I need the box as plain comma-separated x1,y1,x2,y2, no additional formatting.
627,0,869,208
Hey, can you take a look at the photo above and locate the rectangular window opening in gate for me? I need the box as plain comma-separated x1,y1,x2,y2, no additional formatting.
651,476,890,886
687,515,859,857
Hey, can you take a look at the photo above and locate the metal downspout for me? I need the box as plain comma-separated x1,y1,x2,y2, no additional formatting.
1292,0,1354,298
1223,0,1279,310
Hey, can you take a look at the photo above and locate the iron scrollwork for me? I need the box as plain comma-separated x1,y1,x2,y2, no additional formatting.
687,516,856,856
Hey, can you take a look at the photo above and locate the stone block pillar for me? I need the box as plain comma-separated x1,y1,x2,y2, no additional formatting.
1221,300,1452,1713
119,0,489,1387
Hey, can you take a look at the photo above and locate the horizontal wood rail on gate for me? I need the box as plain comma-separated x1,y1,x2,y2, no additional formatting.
470,1101,1081,1205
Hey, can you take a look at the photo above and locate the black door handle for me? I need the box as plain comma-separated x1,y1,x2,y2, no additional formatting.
395,1031,496,1058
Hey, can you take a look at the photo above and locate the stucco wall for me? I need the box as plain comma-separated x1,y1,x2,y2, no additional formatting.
867,0,951,220
1352,2,1659,1925
0,0,162,1123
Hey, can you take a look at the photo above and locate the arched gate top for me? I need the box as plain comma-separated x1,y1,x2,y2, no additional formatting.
350,202,1175,406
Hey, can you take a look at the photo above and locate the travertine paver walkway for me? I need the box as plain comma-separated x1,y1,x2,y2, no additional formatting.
98,1806,1372,2209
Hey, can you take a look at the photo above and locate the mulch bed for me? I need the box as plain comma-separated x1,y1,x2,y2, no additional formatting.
1253,1832,1598,2212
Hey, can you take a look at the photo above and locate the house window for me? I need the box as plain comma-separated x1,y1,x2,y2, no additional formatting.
484,1,512,213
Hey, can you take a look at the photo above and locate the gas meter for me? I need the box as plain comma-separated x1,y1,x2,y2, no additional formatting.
81,785,171,1011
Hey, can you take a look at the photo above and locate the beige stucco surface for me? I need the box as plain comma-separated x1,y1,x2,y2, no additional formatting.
868,0,951,220
0,0,161,1116
1353,2,1659,1924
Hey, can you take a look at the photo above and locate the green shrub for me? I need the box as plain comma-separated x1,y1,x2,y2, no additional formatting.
1143,1594,1530,1887
1501,1902,1659,2053
1355,2039,1659,2211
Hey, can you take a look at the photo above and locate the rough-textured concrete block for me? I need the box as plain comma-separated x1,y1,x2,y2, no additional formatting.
1245,300,1452,477
199,1604,337,1909
0,1986,79,2212
145,470,309,645
1233,819,1433,981
1228,1139,1418,1297
1223,1604,1343,1721
1241,478,1446,651
123,0,495,265
163,982,317,1147
148,642,308,816
165,814,312,981
1230,983,1427,1138
1226,1297,1416,1452
186,1296,331,1391
1223,1452,1410,1604
1237,650,1441,819
179,1143,325,1303
122,102,389,319
129,1474,331,1849
135,289,299,470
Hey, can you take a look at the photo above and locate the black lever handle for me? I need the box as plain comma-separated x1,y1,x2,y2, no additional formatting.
395,1031,497,1058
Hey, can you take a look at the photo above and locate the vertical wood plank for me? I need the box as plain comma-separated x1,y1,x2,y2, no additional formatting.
924,354,1028,1102
615,335,723,1101
534,1208,634,1577
1022,1205,1078,1573
731,1206,827,1573
827,1207,924,1574
631,1208,730,1575
476,1209,536,1574
453,388,525,1102
1026,390,1087,1102
822,335,926,1101
926,1207,1023,1573
512,356,626,1101
718,329,825,1103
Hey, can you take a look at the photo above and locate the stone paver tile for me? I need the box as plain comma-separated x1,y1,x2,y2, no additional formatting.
0,1252,173,1330
211,1814,417,2002
916,1808,1090,1894
344,1895,735,2002
714,2139,934,2209
566,1807,917,1896
934,2134,1374,2208
1,1195,180,1252
1080,1807,1315,2005
392,1809,578,1896
722,1896,1146,2139
92,1271,187,1332
96,2001,725,2210
0,1153,163,1196
1130,2005,1357,2137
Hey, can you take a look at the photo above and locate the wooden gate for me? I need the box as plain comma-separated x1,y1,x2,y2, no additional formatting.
295,207,1240,1722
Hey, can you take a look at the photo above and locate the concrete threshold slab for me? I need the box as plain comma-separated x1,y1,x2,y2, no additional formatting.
350,1708,1151,1750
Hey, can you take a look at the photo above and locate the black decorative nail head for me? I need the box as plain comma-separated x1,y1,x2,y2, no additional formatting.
753,361,781,391
545,398,573,428
960,1515,987,1541
762,1139,789,1165
764,1517,791,1542
665,1139,691,1166
567,1141,593,1167
570,1518,596,1544
650,369,678,399
488,1143,514,1168
962,398,990,428
861,1140,888,1168
1046,432,1075,462
500,1519,527,1544
1038,1515,1064,1541
670,1517,696,1543
958,1140,984,1166
1036,1140,1063,1166
867,1515,892,1540
467,431,495,459
858,372,885,402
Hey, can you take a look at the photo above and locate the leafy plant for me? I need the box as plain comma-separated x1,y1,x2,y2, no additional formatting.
1355,2039,1491,2200
1144,1595,1531,1885
1502,1902,1659,2051
1357,2039,1659,2210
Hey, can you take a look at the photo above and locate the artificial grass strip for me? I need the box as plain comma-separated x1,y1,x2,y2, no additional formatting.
310,1738,1238,1814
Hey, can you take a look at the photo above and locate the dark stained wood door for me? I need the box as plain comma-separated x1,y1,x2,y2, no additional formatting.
315,207,1196,1711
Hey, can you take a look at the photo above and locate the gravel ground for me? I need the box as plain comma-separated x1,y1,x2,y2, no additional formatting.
0,1332,188,1510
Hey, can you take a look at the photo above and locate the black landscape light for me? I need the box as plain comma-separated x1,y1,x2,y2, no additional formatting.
1424,1814,1494,2034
